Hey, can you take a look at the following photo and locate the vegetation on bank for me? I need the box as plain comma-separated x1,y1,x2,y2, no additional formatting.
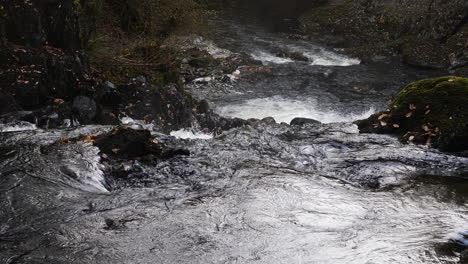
74,0,214,85
356,76,468,152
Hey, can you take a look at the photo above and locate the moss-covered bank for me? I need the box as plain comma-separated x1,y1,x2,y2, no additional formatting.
356,76,468,152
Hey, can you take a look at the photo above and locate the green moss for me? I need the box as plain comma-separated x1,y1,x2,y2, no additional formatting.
385,76,468,151
357,76,468,151
392,76,467,125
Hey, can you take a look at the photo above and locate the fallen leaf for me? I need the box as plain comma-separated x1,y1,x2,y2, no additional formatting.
54,98,65,104
405,112,413,118
378,114,389,120
393,124,400,128
425,109,431,115
60,138,69,144
408,136,415,142
112,148,120,153
81,136,94,143
422,125,430,132
380,121,387,126
409,104,417,110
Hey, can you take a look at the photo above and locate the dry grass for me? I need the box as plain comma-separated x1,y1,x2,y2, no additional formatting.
76,0,209,84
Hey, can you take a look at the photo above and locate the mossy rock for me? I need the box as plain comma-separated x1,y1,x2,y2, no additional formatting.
401,39,450,69
356,76,468,152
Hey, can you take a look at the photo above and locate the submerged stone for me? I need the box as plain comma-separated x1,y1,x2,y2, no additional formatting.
356,76,468,152
290,117,321,126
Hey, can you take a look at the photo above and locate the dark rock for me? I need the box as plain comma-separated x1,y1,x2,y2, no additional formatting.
401,40,450,69
94,83,122,108
261,117,277,124
117,83,193,132
197,99,211,114
19,102,73,129
0,92,20,115
133,76,147,86
298,0,468,70
290,117,321,126
95,108,119,126
93,126,190,160
93,126,164,159
104,81,116,90
461,249,468,264
356,76,468,152
72,96,97,124
271,47,309,62
104,218,126,230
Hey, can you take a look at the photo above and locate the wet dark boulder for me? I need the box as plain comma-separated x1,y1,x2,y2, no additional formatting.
401,39,451,70
0,92,20,115
93,126,164,159
72,96,97,124
356,76,468,152
271,47,309,62
94,81,122,109
290,117,321,126
461,249,468,264
261,117,277,124
116,82,193,132
22,102,74,128
93,126,190,160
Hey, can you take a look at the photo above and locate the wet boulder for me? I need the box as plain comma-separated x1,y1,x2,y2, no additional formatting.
290,117,321,126
93,126,190,160
461,249,468,264
271,47,309,62
72,96,97,124
261,117,277,124
401,39,450,69
93,126,164,159
356,76,468,152
0,92,20,115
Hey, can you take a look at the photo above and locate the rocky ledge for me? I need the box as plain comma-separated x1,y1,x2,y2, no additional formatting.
0,0,248,134
298,0,467,74
356,76,468,152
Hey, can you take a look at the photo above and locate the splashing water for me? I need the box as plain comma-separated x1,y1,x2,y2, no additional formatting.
170,129,214,139
217,96,375,123
251,51,294,64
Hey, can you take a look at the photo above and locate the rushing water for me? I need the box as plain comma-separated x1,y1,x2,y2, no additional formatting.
1,18,468,264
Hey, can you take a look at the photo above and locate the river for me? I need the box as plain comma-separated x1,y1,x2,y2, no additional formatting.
1,17,468,264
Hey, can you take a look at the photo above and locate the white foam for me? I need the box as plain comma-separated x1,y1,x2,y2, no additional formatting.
170,129,213,140
191,36,233,59
120,116,155,131
217,96,375,124
304,50,360,66
0,121,37,132
251,51,294,65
